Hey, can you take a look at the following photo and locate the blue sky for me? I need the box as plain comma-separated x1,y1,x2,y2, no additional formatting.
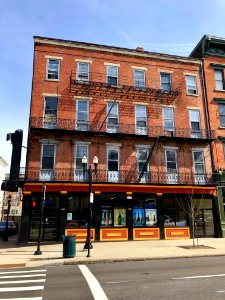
1,0,225,170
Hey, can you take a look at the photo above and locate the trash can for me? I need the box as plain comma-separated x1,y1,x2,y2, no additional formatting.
63,235,76,258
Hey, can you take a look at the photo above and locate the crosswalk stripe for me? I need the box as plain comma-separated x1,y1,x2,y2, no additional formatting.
0,270,46,275
0,274,46,279
0,286,44,292
0,279,45,284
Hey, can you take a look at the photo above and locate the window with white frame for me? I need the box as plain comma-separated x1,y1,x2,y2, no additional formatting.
134,69,145,88
189,109,201,138
107,147,119,182
218,104,225,127
135,105,147,134
165,149,178,184
185,75,197,95
75,144,89,181
106,66,118,86
214,69,225,90
107,102,119,132
160,73,171,92
40,144,55,181
137,148,149,183
163,107,174,131
192,150,206,184
44,97,58,128
76,99,89,131
47,59,60,80
77,62,90,81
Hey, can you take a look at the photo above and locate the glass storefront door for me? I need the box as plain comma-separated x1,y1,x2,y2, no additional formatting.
194,209,214,237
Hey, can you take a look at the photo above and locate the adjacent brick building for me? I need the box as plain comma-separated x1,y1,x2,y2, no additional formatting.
19,36,220,243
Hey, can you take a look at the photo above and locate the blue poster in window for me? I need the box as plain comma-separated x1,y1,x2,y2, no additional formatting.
133,208,145,227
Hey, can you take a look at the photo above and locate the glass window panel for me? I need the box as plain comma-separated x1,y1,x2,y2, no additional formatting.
48,60,59,79
189,110,199,121
107,66,118,77
108,150,118,160
194,151,203,163
186,75,197,94
108,161,118,171
134,70,145,87
76,145,88,169
138,149,148,161
166,150,176,161
45,97,58,115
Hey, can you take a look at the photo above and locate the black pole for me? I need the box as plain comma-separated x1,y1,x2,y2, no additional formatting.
34,184,46,255
84,166,93,257
2,197,11,242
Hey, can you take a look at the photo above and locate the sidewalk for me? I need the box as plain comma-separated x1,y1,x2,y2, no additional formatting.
1,237,225,268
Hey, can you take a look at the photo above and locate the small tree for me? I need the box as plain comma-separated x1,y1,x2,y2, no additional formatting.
177,193,201,247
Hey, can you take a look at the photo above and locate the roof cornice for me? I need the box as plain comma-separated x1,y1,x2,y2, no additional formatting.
34,36,201,65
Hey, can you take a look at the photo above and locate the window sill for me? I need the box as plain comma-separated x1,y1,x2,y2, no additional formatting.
45,78,60,82
219,127,225,129
214,89,225,93
186,93,199,97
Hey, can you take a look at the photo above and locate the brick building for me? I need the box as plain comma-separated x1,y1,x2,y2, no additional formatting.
191,35,225,236
19,36,219,243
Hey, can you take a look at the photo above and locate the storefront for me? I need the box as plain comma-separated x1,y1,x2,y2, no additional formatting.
19,183,219,243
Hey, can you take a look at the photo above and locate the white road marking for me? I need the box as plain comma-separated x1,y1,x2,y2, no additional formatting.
217,290,225,293
1,297,42,300
172,273,225,280
0,274,46,279
79,265,108,300
0,286,44,292
0,279,45,284
0,270,46,275
107,281,127,284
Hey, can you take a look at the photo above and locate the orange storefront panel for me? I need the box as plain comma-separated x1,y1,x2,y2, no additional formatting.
65,228,95,242
133,228,160,240
164,227,190,240
100,228,128,241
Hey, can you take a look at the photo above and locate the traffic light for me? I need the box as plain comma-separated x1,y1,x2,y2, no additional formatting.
32,200,37,208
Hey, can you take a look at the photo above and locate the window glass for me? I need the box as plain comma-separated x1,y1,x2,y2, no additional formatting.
186,75,197,95
219,104,225,127
47,60,59,80
166,150,177,173
136,105,147,127
42,145,55,169
107,103,119,132
137,149,149,173
193,151,205,174
215,69,224,90
76,145,88,170
107,66,118,86
160,73,171,91
163,107,174,130
189,110,201,138
76,100,89,130
45,97,58,116
77,62,89,81
108,149,118,171
134,70,145,87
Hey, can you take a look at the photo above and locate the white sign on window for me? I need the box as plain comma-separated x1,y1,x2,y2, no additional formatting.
67,213,72,221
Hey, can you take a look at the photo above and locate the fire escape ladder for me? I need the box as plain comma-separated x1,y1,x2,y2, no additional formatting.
137,136,160,183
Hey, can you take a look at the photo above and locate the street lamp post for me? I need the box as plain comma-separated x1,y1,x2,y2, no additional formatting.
34,183,46,255
82,155,98,257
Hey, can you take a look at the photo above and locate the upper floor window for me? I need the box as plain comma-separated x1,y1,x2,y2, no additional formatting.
135,105,147,135
137,148,149,183
76,99,89,131
160,73,171,92
44,97,58,129
185,75,197,95
107,102,119,133
107,147,119,183
192,150,206,184
106,66,118,86
47,59,60,80
218,104,225,127
77,62,90,81
41,144,55,170
75,144,89,181
163,107,174,131
165,149,178,184
189,109,201,138
134,69,145,88
214,69,225,90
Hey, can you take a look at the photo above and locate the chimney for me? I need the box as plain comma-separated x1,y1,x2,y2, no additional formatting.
136,47,144,52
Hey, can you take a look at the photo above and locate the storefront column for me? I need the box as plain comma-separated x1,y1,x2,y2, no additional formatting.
213,190,224,238
59,191,67,242
18,193,31,244
157,193,165,239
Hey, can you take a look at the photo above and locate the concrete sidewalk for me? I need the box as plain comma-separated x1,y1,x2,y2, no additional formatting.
1,237,225,269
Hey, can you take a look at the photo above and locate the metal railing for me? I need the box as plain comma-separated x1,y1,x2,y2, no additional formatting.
30,117,214,140
21,167,216,185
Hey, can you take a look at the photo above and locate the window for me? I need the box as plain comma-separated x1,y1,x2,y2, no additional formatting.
75,144,88,181
135,105,147,135
160,73,171,92
40,144,55,181
189,110,201,138
44,97,58,129
76,99,89,131
77,62,89,81
219,104,225,127
163,107,174,131
214,69,224,90
107,148,119,182
134,69,145,88
192,150,206,184
165,149,178,184
107,103,119,133
106,66,118,86
47,59,60,80
137,148,149,183
185,75,197,95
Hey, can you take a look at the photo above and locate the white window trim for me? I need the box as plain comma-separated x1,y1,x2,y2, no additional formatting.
75,59,92,63
165,149,178,173
158,69,173,73
185,74,198,96
39,139,58,144
162,107,174,130
45,55,63,60
106,143,122,147
76,62,90,81
192,149,205,174
76,99,89,128
135,105,147,127
135,144,150,149
75,143,89,168
163,146,179,150
106,65,119,85
46,59,60,81
104,62,120,67
107,102,119,123
134,69,146,87
160,72,172,91
107,147,120,171
132,66,148,71
73,141,91,145
189,109,201,130
42,93,61,97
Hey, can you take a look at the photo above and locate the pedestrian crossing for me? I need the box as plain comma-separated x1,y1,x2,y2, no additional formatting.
0,268,46,300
